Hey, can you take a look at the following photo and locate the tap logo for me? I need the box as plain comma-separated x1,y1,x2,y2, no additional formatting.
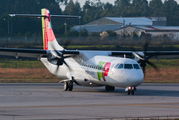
97,62,111,81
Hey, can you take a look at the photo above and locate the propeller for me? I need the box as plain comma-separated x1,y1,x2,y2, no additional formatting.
47,40,74,73
132,39,158,76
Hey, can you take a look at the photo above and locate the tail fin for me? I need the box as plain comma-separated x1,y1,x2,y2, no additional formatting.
9,8,80,51
41,8,63,50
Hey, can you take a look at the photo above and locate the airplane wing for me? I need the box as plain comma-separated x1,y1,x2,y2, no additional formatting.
111,51,179,57
145,51,179,56
111,51,179,56
0,48,47,59
0,48,79,59
80,50,179,58
1,48,179,60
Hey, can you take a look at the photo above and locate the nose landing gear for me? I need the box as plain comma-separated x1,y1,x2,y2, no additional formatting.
126,87,136,95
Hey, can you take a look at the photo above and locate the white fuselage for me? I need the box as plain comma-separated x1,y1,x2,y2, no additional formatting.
41,55,144,88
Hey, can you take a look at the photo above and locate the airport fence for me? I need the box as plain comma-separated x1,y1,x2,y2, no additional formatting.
0,36,178,48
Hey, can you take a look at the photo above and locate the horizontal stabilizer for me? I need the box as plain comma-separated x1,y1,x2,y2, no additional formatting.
9,14,81,19
9,14,47,18
51,15,81,19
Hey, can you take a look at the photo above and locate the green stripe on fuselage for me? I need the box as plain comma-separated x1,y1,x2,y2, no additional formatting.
97,61,106,81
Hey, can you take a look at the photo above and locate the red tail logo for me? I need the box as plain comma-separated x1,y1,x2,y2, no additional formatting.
42,9,56,50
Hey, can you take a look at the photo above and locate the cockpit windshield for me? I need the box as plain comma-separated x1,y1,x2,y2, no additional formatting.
124,64,133,69
115,63,140,70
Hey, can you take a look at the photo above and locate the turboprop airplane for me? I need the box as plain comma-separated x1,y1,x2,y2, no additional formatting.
1,8,179,95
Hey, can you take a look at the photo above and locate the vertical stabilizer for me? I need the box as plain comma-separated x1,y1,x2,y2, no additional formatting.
9,8,80,50
41,8,63,50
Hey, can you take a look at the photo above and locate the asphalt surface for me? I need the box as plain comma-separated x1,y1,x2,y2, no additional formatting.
0,83,179,120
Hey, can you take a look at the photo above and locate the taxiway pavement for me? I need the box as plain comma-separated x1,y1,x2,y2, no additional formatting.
0,83,179,120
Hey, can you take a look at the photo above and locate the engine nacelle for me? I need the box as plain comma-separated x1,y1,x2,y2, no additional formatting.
47,51,63,65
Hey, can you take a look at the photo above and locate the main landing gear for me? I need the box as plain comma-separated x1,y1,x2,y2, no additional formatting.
126,87,136,95
63,76,75,91
105,86,115,91
64,81,73,91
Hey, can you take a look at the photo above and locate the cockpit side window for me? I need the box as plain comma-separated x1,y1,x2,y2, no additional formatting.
118,64,123,69
124,64,133,69
115,64,119,68
133,64,140,69
114,63,124,69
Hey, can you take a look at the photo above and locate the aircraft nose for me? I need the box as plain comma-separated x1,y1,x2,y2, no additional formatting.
129,71,144,86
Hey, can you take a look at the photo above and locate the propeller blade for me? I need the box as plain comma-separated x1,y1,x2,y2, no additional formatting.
144,41,149,55
63,60,72,71
139,61,146,77
136,37,159,77
54,50,62,57
133,52,144,60
146,60,158,70
147,54,155,59
138,59,142,64
55,65,60,74
47,40,74,72
142,65,146,77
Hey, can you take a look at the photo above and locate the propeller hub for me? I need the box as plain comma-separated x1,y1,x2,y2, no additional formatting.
132,39,158,77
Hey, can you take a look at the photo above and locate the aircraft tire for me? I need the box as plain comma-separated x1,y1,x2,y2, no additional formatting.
131,90,134,95
105,86,110,91
64,82,69,91
110,86,115,91
128,90,130,95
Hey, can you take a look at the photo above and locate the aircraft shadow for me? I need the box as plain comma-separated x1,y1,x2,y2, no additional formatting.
72,87,179,97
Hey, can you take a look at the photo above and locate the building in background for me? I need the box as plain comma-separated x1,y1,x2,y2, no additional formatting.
72,17,167,34
72,16,179,40
114,26,179,41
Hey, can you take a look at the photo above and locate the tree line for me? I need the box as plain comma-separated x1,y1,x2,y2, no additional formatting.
0,0,179,37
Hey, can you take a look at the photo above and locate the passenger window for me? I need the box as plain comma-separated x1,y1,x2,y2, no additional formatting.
124,64,133,69
118,64,123,69
133,64,140,69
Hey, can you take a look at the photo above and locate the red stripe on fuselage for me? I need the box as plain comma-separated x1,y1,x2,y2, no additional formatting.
102,62,111,81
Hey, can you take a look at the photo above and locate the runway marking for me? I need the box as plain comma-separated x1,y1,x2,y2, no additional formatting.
1,103,179,109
